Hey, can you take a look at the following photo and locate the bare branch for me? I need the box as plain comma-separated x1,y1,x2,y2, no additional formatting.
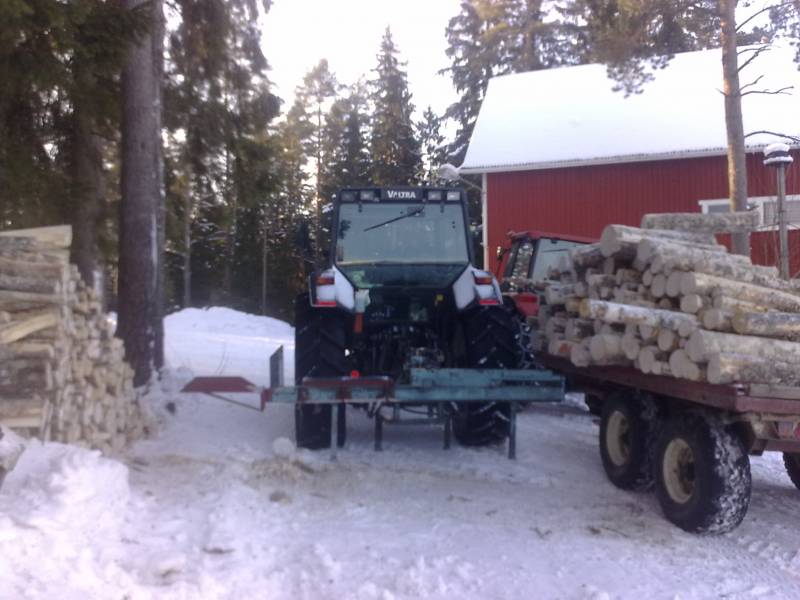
736,1,793,32
739,74,766,92
744,130,800,143
740,86,794,96
738,45,771,73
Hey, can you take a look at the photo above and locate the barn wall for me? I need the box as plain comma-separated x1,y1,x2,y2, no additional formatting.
486,151,800,274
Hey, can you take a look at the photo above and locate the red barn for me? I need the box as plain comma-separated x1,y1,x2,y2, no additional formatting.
459,47,800,275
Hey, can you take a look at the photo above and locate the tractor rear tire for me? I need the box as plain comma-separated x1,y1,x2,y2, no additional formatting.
294,293,349,449
452,305,521,447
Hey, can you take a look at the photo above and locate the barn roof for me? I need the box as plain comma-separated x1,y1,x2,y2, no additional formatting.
460,46,800,174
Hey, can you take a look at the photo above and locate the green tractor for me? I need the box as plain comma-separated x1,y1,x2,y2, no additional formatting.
295,187,520,449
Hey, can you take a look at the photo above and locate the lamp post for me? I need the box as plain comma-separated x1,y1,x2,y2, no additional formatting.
438,163,489,267
763,143,794,280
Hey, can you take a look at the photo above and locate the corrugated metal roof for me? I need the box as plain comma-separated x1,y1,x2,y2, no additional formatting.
461,46,800,174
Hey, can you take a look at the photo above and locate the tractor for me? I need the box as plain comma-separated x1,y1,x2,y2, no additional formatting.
295,187,521,449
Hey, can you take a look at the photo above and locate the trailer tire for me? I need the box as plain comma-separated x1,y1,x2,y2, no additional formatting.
599,393,659,491
782,453,800,491
294,293,349,449
654,414,751,534
452,305,520,446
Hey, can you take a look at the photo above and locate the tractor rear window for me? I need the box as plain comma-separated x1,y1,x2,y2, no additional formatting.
335,204,469,265
531,238,584,281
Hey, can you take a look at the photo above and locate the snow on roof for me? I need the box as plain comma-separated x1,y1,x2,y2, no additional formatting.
460,46,800,174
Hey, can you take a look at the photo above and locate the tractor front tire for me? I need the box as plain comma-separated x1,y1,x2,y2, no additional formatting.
452,305,520,447
294,293,349,449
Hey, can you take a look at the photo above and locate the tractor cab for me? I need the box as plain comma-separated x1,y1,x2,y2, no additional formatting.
497,230,594,317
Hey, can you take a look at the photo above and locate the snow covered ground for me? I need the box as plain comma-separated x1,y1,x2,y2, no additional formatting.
3,307,800,599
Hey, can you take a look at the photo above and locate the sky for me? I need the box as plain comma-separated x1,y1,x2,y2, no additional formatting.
261,0,462,119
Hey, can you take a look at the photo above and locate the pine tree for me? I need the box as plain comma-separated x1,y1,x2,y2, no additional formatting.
369,28,422,186
293,60,339,262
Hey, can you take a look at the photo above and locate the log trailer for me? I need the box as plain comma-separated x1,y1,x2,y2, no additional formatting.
495,222,800,535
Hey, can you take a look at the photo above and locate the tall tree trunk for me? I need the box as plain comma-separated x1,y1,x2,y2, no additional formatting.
69,58,105,288
69,101,104,288
118,0,164,386
182,188,192,308
719,0,750,257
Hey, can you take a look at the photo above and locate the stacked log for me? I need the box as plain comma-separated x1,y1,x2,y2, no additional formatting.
532,213,800,388
0,226,145,453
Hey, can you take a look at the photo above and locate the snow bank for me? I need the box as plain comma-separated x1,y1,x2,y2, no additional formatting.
164,306,295,386
0,443,139,598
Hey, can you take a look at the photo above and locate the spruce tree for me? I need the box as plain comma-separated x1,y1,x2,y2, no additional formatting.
417,106,446,183
441,0,582,163
369,27,422,186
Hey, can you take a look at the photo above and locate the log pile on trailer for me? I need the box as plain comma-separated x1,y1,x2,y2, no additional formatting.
531,210,800,388
0,226,147,452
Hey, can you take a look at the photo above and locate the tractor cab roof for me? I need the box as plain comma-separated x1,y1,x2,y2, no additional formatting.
508,229,596,244
337,187,466,204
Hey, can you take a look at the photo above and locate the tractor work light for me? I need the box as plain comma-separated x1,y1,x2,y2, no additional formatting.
360,190,377,202
341,191,356,202
427,190,443,202
446,191,461,201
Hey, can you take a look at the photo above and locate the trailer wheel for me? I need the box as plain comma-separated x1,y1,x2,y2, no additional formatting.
452,305,520,446
654,414,751,534
782,453,800,490
599,394,659,491
294,293,349,449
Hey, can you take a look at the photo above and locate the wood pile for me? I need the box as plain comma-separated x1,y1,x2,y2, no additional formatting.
0,226,145,453
532,210,800,387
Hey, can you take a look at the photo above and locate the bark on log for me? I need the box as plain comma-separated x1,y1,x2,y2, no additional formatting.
686,329,800,364
569,244,605,269
707,353,800,385
579,300,699,332
600,224,720,259
732,311,800,340
681,273,800,313
640,210,760,233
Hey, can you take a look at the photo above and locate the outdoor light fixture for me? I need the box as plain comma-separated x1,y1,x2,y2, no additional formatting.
763,142,795,280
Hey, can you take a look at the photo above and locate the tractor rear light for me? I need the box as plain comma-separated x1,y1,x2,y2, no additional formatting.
473,272,494,285
479,298,500,306
354,313,364,333
350,370,360,379
312,270,337,307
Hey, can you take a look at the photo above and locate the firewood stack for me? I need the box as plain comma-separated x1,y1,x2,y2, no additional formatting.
0,225,145,453
533,210,800,387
